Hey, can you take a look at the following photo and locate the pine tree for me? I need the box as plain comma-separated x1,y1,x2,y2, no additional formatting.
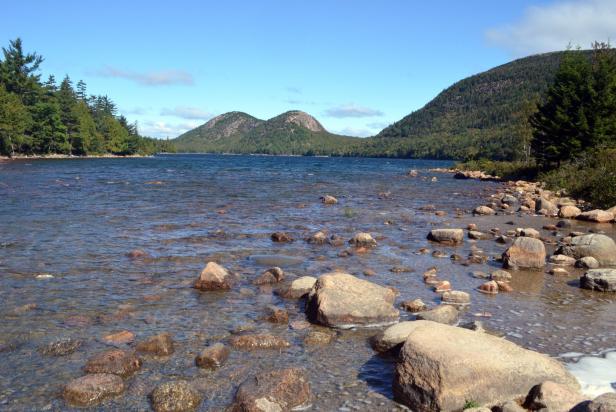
0,38,43,105
0,85,30,156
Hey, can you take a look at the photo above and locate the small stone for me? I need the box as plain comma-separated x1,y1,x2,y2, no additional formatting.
549,254,577,266
321,195,338,205
265,305,289,324
271,232,293,242
102,330,135,346
40,338,82,356
585,392,616,412
474,206,496,215
478,280,499,295
349,232,377,247
304,330,336,346
195,343,230,369
550,267,569,276
150,381,202,412
363,269,377,276
433,280,451,293
136,333,174,356
277,276,317,299
415,304,459,325
523,380,585,412
441,290,470,305
496,281,513,292
84,349,142,378
63,373,125,407
194,262,235,291
306,231,328,245
127,249,149,259
401,299,427,312
576,256,600,269
253,267,285,285
229,334,291,350
490,270,512,281
428,229,464,245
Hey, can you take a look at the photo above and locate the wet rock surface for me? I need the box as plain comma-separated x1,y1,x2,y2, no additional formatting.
229,368,311,412
580,269,616,292
150,380,202,412
306,272,399,328
195,343,230,369
63,373,125,407
393,321,580,412
83,349,142,377
502,237,546,270
194,261,235,290
135,332,175,356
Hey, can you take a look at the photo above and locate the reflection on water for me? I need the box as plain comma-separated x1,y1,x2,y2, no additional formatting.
0,154,615,410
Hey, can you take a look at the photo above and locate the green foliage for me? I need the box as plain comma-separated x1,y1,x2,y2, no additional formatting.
463,400,480,410
540,149,616,209
0,38,173,157
456,159,538,181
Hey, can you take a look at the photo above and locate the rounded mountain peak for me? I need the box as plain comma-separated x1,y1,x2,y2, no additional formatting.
274,110,326,132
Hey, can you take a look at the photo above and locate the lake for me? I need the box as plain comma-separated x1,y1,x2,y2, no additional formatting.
0,154,615,410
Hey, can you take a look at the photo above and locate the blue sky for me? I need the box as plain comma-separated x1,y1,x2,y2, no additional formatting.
2,0,616,138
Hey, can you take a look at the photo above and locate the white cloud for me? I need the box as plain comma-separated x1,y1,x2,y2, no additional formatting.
94,66,194,86
324,103,384,118
334,126,375,138
140,120,201,139
487,0,616,56
160,106,213,120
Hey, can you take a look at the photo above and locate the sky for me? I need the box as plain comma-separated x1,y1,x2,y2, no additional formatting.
2,0,616,139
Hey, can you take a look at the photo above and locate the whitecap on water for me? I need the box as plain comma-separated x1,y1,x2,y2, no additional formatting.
566,351,616,398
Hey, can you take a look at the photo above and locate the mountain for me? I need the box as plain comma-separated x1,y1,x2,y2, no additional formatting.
174,110,361,156
356,50,590,161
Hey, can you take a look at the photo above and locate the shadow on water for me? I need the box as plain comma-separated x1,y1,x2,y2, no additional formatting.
358,354,397,400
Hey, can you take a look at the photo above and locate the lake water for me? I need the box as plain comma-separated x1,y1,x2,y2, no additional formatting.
1,154,615,411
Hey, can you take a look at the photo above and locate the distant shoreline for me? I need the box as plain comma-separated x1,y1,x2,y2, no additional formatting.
0,154,152,161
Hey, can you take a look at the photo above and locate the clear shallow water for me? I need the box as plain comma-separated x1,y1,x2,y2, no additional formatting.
0,154,615,411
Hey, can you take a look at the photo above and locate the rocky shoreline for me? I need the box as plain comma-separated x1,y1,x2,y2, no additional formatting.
0,153,151,161
46,172,616,411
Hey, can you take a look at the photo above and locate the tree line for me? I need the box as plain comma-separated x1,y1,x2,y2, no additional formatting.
0,38,174,157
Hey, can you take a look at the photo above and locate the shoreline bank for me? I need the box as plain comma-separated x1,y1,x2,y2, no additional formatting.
0,154,152,161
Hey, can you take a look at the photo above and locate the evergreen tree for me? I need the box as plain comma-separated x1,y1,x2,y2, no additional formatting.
75,80,87,101
0,38,43,105
530,49,591,168
0,85,30,156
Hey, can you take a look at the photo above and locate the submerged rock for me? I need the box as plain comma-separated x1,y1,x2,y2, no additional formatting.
194,262,235,291
64,373,125,407
502,237,546,270
229,368,311,412
84,349,142,378
195,343,230,369
306,272,399,328
271,232,293,242
427,229,464,245
102,330,135,345
229,334,291,350
150,381,202,412
303,330,336,346
40,338,82,356
264,305,289,324
580,269,616,292
136,333,174,356
393,321,580,412
306,230,328,245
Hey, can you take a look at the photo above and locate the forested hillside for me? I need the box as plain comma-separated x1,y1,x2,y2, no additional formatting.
174,110,362,156
358,51,590,160
0,39,173,157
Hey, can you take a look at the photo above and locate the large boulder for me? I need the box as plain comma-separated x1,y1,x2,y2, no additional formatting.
194,262,235,291
427,229,464,245
583,393,616,412
578,210,614,223
393,321,580,412
63,374,125,407
229,368,311,412
556,234,616,266
580,269,616,292
306,272,399,328
502,237,546,270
